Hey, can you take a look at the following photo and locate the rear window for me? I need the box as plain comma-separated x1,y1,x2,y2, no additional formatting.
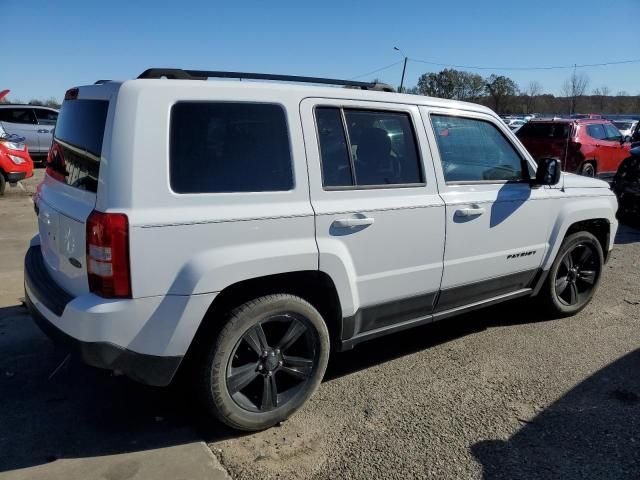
50,99,109,192
516,122,570,139
170,102,293,193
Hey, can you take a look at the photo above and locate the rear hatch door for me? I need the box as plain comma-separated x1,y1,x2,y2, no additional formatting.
516,122,572,162
38,90,111,297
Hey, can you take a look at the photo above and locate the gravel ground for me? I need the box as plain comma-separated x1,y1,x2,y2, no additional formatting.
1,169,639,479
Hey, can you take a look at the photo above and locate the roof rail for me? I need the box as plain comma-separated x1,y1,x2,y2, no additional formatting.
136,68,394,91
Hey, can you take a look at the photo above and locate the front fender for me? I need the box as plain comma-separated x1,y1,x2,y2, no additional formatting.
542,194,618,271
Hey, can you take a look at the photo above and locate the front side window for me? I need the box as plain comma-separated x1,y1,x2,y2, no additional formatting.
0,108,37,124
603,124,622,142
315,107,423,187
586,124,606,140
170,103,293,193
432,114,524,183
34,108,59,125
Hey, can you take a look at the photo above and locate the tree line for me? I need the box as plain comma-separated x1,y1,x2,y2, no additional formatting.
401,69,640,115
0,98,61,108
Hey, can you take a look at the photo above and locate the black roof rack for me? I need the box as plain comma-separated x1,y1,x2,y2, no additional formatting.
136,68,394,91
94,80,111,84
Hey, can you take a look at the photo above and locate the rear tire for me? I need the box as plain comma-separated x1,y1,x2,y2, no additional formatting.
198,294,330,431
539,232,604,317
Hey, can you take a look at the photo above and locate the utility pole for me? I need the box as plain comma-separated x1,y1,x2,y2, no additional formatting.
394,46,408,93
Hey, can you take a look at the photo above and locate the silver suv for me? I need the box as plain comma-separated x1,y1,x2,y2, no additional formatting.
0,105,58,160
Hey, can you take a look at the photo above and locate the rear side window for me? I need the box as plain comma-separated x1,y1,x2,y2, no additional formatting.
50,99,109,192
516,122,569,139
315,107,423,188
586,124,606,140
0,108,37,124
432,114,524,183
34,108,58,125
170,103,293,193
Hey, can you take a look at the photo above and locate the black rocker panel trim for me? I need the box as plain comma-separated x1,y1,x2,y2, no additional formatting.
435,269,538,313
341,292,437,340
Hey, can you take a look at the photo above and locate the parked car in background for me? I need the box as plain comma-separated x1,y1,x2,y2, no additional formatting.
0,105,58,162
612,119,638,138
0,125,33,195
505,119,526,130
570,113,602,120
516,118,632,179
611,146,640,227
630,120,640,145
25,69,618,432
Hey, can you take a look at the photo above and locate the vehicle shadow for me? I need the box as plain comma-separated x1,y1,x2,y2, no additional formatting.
615,223,640,244
471,347,640,479
0,304,238,474
0,297,546,473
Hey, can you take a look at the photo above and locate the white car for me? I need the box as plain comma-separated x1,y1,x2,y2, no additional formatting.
612,119,638,138
25,69,618,431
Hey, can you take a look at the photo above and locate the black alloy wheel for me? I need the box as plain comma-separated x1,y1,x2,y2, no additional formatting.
554,242,600,307
226,313,317,413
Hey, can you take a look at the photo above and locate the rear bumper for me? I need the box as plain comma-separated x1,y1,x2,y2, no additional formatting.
23,245,213,386
25,293,182,386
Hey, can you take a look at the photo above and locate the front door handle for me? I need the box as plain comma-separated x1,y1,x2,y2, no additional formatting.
455,207,485,218
37,129,51,134
333,217,375,228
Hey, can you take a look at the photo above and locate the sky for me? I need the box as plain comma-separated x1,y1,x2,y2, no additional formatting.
2,0,639,102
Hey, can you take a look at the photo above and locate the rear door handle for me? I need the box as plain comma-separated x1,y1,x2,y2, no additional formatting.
333,217,375,228
455,207,485,217
37,129,51,134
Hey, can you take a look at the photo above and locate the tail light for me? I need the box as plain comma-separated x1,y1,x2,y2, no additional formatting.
46,143,66,182
86,210,131,298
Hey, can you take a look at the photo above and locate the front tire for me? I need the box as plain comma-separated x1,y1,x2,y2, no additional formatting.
580,162,596,178
540,232,604,317
0,174,5,196
198,294,330,431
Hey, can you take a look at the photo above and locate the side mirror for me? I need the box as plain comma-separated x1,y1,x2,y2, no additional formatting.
534,158,562,186
622,135,631,144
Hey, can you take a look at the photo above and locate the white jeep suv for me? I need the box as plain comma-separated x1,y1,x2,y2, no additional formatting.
25,69,618,431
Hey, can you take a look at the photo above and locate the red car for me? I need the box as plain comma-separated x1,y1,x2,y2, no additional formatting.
0,132,33,195
516,118,632,180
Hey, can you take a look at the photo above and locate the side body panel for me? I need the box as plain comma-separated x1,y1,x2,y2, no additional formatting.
300,98,445,339
105,82,318,299
420,106,550,307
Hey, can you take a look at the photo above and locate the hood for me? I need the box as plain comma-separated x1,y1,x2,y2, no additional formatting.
559,172,610,189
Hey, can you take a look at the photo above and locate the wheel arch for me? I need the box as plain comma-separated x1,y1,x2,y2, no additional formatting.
543,204,615,272
184,271,344,363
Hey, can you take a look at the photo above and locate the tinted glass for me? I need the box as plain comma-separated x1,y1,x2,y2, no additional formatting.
432,115,524,182
613,121,633,130
603,124,622,142
170,102,293,193
50,99,109,192
0,108,36,124
344,109,422,186
516,122,569,139
34,108,58,125
315,107,353,187
586,124,606,140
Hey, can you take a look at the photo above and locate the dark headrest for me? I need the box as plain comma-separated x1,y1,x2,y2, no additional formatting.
357,128,391,156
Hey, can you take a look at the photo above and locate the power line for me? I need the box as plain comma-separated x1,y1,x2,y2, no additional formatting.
350,60,404,80
409,57,640,71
